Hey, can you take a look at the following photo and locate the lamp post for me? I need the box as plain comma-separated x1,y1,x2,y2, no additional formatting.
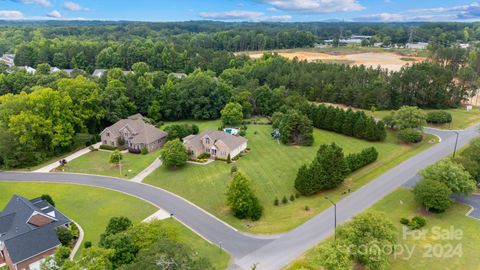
325,197,337,242
452,131,460,158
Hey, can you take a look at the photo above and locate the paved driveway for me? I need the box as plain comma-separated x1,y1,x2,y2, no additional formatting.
454,194,480,220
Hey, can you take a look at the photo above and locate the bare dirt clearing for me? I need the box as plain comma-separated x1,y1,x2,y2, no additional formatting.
239,50,426,72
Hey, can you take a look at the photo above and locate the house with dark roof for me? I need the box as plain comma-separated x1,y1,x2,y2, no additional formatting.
100,114,168,152
183,130,247,160
0,195,71,270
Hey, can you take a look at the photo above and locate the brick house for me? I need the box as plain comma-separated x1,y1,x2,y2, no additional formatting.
100,114,168,152
183,130,247,160
0,195,71,270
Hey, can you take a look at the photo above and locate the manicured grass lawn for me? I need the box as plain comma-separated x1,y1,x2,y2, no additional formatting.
287,188,480,270
0,182,156,248
144,122,436,234
369,107,480,130
161,219,231,269
0,183,230,268
62,149,160,179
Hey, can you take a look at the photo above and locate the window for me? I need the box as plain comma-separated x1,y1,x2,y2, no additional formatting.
103,140,107,144
205,138,210,144
106,132,110,137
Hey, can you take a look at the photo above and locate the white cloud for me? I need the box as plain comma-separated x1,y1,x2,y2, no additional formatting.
47,10,62,18
356,1,480,22
252,0,364,13
200,10,265,20
0,10,24,19
199,10,292,21
64,1,88,11
267,15,292,21
14,0,51,7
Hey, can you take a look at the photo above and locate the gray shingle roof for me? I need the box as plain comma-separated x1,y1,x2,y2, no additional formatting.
4,225,61,264
102,114,167,145
184,130,247,151
0,195,70,264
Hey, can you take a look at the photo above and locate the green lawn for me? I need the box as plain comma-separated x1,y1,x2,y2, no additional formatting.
0,182,156,248
161,219,231,269
144,122,436,234
0,183,230,268
369,107,480,130
61,149,160,179
287,188,480,270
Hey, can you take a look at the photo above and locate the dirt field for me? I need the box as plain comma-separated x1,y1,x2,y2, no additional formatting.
238,50,426,72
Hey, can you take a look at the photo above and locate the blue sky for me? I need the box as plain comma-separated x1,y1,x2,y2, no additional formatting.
1,0,480,22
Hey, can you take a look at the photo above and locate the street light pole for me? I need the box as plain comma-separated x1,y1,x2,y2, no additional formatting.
325,197,337,242
452,131,459,158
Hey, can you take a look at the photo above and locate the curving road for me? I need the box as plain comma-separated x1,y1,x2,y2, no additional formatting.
0,124,478,270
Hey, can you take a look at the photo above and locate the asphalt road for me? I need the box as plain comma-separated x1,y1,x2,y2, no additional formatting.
0,124,478,270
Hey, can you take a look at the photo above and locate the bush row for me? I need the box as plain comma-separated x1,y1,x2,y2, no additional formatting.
426,111,452,124
345,147,379,172
304,104,386,142
99,144,117,151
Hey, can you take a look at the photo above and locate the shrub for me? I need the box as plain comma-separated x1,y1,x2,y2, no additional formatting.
345,147,378,172
227,154,232,164
290,195,295,202
197,152,211,159
128,148,141,154
398,128,423,143
414,179,452,212
100,144,117,151
230,165,238,175
56,227,73,246
304,206,310,211
295,193,300,199
226,173,263,220
239,129,246,136
41,194,55,207
69,223,79,239
141,146,148,155
282,196,288,204
426,111,452,124
274,197,279,206
83,241,92,249
408,216,427,230
400,218,410,225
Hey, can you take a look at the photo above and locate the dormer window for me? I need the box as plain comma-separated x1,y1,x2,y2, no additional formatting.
205,138,210,144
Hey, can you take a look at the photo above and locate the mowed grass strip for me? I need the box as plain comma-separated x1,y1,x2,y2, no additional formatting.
287,188,480,270
144,122,436,233
0,182,157,248
62,149,160,179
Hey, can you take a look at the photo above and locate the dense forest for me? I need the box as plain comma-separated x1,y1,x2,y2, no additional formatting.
0,21,479,168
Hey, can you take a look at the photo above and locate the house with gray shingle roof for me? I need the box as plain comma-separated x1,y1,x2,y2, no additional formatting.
100,114,168,152
183,130,247,160
0,195,71,270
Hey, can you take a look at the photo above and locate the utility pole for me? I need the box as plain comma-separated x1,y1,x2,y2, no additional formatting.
325,197,337,242
452,131,460,158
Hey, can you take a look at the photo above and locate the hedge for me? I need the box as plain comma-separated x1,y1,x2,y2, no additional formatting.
99,144,117,151
426,111,452,124
345,147,379,172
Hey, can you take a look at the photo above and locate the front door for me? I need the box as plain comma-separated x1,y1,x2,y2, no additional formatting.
211,148,217,156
